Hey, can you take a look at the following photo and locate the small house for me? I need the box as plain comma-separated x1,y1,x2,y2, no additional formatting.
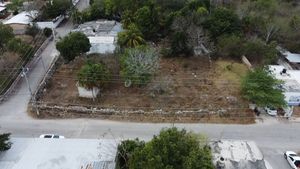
4,10,38,34
72,20,123,54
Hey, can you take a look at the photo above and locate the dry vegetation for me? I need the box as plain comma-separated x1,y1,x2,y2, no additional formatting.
38,54,254,123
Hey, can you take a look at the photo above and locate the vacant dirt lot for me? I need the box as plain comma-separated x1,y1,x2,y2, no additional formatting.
37,55,254,123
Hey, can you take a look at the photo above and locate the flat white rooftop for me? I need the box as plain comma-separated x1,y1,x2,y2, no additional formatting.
4,11,38,25
269,65,300,92
0,138,118,169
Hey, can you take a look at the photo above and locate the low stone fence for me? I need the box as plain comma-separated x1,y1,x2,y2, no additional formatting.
29,103,215,122
0,35,53,103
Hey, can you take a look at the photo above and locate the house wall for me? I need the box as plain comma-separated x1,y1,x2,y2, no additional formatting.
77,86,100,99
36,15,65,29
7,23,28,35
285,92,300,106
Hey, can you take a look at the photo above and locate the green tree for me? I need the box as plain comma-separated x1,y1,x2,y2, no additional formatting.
0,23,14,48
128,127,214,169
203,7,241,39
289,15,300,31
42,0,72,19
134,5,160,40
56,32,91,63
0,133,12,151
120,46,159,86
6,0,24,12
117,139,145,169
217,34,244,59
7,38,32,54
243,39,277,64
77,62,111,89
117,24,145,48
241,68,286,108
170,31,193,57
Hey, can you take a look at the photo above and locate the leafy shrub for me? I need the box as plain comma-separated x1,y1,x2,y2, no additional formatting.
216,34,244,59
25,24,40,37
77,62,111,89
0,133,12,151
43,28,52,37
7,38,32,54
203,7,241,39
170,31,193,57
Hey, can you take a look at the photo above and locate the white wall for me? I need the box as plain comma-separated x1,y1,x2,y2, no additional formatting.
77,86,100,99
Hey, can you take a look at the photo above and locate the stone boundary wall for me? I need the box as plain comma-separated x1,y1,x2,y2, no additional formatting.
29,103,216,122
0,35,53,103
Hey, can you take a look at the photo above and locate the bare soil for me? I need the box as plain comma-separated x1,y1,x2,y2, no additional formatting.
38,55,254,123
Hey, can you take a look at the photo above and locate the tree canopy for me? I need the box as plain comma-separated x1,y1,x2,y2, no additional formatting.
56,32,91,63
0,23,14,48
0,133,12,151
42,0,72,19
77,62,111,89
117,127,214,169
241,68,286,108
203,7,241,39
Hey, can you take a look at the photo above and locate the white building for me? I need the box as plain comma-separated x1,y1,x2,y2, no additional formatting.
269,65,300,106
72,20,123,54
4,10,38,34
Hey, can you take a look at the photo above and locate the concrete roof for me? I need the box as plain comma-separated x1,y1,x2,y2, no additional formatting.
284,51,300,63
4,11,38,25
0,138,118,169
72,20,122,37
211,140,269,169
269,65,300,92
88,36,115,44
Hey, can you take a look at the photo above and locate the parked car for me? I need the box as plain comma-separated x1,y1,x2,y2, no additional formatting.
284,151,300,169
39,134,65,139
265,106,277,116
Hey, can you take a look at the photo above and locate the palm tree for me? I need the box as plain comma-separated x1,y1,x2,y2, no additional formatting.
117,24,145,48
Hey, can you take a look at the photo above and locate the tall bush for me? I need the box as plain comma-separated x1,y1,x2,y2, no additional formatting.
120,46,159,86
77,62,111,89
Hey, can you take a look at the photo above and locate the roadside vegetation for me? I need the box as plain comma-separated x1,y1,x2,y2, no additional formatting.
116,127,213,169
0,23,45,95
0,133,12,151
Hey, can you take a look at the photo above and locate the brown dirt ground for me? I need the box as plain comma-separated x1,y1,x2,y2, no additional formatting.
38,55,254,123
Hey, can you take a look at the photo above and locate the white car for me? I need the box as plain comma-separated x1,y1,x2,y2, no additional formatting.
284,151,300,169
39,134,65,139
265,106,277,116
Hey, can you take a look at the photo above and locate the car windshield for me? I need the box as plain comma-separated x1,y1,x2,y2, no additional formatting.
44,135,52,138
53,135,59,138
290,154,297,156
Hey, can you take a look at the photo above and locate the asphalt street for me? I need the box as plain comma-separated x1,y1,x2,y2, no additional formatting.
0,0,298,169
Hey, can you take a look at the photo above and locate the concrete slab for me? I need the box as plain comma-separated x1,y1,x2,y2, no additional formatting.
0,138,117,169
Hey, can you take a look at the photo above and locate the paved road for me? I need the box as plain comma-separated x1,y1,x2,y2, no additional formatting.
0,1,297,168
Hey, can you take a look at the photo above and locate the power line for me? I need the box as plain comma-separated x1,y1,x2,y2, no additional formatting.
0,30,46,94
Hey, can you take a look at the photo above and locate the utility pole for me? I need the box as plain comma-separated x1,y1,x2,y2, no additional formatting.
21,67,40,116
21,67,33,96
